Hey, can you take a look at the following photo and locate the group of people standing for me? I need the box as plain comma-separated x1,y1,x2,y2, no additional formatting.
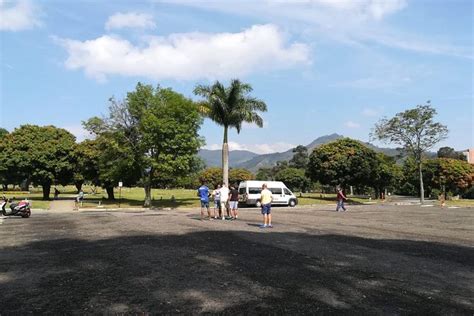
197,182,240,221
197,182,274,228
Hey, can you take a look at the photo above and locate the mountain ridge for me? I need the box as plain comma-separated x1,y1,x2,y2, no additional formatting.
199,134,403,172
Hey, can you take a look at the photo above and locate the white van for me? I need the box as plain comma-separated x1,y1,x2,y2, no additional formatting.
238,181,298,207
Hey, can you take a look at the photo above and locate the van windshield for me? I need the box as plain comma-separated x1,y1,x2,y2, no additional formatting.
239,188,246,195
248,187,261,194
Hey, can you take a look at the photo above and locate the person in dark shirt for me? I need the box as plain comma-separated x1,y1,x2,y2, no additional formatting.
336,187,347,212
229,184,239,220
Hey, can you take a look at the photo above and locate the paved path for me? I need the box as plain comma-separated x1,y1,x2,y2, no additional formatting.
49,199,76,211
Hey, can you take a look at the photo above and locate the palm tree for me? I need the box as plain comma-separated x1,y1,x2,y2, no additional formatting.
194,79,267,186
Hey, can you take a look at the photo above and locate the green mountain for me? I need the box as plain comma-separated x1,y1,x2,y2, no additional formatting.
198,149,259,168
199,134,408,172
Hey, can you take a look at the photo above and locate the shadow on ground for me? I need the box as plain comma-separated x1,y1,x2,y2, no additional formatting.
1,231,473,314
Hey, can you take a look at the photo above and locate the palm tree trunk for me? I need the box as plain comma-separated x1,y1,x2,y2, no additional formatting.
222,125,229,187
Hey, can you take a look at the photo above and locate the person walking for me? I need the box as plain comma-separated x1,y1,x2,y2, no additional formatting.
336,187,347,212
229,184,239,220
197,182,212,220
74,189,84,210
219,184,230,220
212,184,222,219
54,188,60,200
260,183,273,228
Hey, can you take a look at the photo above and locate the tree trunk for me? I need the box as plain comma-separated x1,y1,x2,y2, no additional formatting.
222,126,229,187
143,168,153,207
20,178,30,191
42,183,51,200
418,161,424,204
2,184,7,191
75,181,83,193
105,186,115,200
144,183,152,207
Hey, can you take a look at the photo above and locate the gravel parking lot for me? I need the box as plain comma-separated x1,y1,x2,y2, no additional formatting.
1,204,473,314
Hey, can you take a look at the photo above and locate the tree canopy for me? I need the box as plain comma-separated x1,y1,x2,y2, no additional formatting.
372,103,448,203
289,145,309,169
84,83,204,204
194,79,267,186
307,138,378,189
0,125,76,199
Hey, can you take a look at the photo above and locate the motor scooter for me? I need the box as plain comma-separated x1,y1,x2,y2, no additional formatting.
0,196,31,218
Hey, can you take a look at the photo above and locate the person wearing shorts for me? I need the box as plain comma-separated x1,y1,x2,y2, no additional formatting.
229,184,239,220
212,184,221,219
219,184,230,220
197,182,212,220
260,183,273,228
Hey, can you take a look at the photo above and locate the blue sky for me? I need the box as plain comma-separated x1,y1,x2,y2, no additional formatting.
1,0,472,154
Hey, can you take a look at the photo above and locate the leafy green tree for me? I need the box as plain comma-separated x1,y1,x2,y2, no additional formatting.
229,168,255,186
424,158,473,197
0,128,15,190
85,83,204,205
171,157,206,189
275,167,311,192
256,167,274,181
194,79,267,187
82,117,139,200
307,138,378,189
272,161,289,175
199,167,254,188
0,128,8,139
373,153,403,198
437,147,466,160
0,125,76,199
289,145,309,169
199,167,222,188
72,139,101,192
372,103,448,203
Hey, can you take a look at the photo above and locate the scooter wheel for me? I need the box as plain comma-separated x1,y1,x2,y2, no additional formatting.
22,209,31,218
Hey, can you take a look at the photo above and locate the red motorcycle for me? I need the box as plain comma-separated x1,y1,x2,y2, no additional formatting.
0,196,31,218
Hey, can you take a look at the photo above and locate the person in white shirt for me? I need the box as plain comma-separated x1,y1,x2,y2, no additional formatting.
260,184,273,228
219,184,230,220
212,184,221,219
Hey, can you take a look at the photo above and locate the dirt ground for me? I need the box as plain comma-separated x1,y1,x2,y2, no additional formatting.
1,203,473,314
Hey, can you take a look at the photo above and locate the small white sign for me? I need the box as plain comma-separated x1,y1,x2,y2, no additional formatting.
118,182,123,187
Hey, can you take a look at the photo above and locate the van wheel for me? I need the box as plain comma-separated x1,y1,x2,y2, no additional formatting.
289,199,296,207
256,200,262,208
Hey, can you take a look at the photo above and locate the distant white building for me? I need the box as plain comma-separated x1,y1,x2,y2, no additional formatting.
462,148,474,164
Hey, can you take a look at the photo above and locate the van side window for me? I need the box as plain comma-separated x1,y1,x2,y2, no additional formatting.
270,188,282,195
284,188,292,195
248,188,261,194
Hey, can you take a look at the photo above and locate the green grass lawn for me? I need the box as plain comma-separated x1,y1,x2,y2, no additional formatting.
1,189,51,209
446,199,474,207
81,186,200,209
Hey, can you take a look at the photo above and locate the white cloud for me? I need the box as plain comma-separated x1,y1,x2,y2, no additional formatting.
362,108,378,117
204,141,296,154
62,125,91,142
105,12,156,30
162,0,471,59
163,0,406,21
345,121,360,129
0,0,41,31
56,24,310,81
